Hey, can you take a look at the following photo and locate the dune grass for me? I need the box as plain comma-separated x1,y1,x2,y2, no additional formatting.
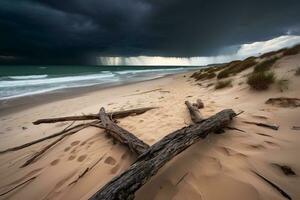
191,71,216,81
283,44,300,56
254,57,278,72
247,71,275,90
217,57,257,79
215,79,232,89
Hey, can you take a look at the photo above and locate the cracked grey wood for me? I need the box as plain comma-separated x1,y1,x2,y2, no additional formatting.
89,109,236,200
99,107,150,155
33,107,157,125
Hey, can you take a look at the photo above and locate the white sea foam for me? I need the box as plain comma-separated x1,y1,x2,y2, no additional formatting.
0,73,115,88
8,74,48,80
0,67,198,100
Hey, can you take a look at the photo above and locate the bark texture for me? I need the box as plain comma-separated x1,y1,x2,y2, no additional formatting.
99,108,150,155
89,109,236,200
33,107,157,125
185,100,204,123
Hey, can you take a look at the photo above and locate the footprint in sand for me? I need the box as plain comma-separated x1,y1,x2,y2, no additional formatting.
110,164,120,174
68,155,76,161
104,156,117,165
71,141,80,146
77,155,87,162
64,146,71,152
80,141,86,146
50,159,60,166
121,153,128,160
71,149,77,154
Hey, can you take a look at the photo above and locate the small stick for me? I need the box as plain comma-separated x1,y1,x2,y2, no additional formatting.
69,153,107,186
252,170,292,200
242,121,279,130
235,110,244,117
0,121,99,154
292,126,300,130
0,176,37,197
21,123,94,167
176,172,189,186
226,126,246,133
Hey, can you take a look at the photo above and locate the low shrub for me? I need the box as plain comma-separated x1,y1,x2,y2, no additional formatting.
277,79,289,92
215,79,232,89
191,71,216,81
247,71,275,90
283,44,300,56
254,57,278,72
259,50,279,58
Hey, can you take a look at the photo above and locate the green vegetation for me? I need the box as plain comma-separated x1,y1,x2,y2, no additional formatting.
217,57,257,79
276,79,289,92
247,71,275,90
191,71,216,81
215,79,232,89
295,67,300,76
283,44,300,56
259,50,279,58
254,57,278,72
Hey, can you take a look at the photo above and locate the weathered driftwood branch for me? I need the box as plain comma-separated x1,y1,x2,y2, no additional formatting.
252,170,291,200
99,108,150,155
33,107,157,125
185,100,204,123
0,121,99,154
89,109,236,200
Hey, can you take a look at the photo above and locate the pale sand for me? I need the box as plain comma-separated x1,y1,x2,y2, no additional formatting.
0,53,300,200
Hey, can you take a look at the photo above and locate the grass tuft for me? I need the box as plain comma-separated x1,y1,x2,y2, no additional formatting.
283,44,300,56
215,79,232,89
247,71,275,90
191,71,216,81
254,57,278,72
217,57,257,79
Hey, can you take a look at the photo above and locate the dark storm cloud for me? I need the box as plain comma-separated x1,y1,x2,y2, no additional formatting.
0,0,300,64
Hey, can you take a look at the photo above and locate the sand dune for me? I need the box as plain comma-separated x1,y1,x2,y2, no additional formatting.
0,51,300,199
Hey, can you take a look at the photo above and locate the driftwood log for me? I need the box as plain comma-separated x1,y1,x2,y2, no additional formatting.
185,100,204,123
33,107,157,125
89,109,236,200
98,108,149,155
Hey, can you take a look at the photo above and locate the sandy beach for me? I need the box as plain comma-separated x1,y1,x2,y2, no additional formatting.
1,50,300,200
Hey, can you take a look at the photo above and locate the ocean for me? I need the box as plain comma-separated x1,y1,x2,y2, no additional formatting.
0,65,199,100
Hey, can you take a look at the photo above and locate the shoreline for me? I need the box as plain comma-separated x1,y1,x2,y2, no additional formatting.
0,72,191,117
0,51,300,200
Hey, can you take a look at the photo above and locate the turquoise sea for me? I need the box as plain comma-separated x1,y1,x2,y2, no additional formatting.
0,65,199,99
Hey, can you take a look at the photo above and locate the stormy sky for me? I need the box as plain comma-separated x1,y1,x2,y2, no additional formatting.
0,0,300,65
